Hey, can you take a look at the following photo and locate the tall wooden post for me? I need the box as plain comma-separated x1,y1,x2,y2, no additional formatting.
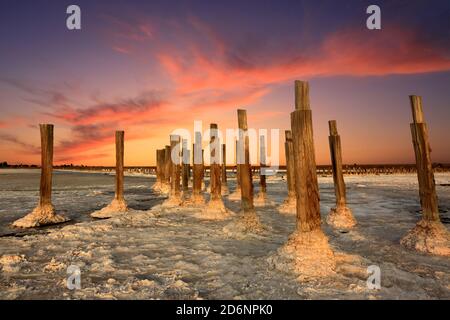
221,144,229,194
169,135,182,202
188,131,205,205
199,125,230,219
223,110,262,233
194,134,203,203
274,81,335,278
201,149,206,191
13,124,68,227
115,131,125,203
161,135,182,206
39,124,54,208
182,139,190,192
237,109,254,212
255,135,271,206
326,120,356,228
279,130,296,214
409,96,439,221
162,145,171,193
290,82,321,232
154,149,164,191
90,130,128,218
209,124,222,200
228,140,242,200
401,95,449,256
259,135,267,194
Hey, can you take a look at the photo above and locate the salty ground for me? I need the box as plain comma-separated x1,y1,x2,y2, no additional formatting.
0,169,449,299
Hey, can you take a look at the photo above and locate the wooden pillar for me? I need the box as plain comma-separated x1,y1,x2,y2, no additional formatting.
221,144,228,190
39,124,54,207
164,145,171,188
237,109,254,212
170,135,181,197
155,148,164,190
235,140,241,190
326,120,356,228
115,131,125,202
13,124,69,227
182,139,189,192
209,124,222,200
285,130,295,199
409,96,439,221
290,81,321,232
400,95,449,256
328,121,346,209
192,132,203,196
259,135,267,194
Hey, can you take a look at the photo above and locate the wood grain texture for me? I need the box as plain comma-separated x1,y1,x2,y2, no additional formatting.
210,124,222,200
115,131,125,201
237,109,254,212
192,132,203,196
409,96,439,221
170,135,181,196
39,124,53,206
221,144,228,184
291,82,321,232
259,135,267,193
284,130,295,198
328,120,346,208
182,139,189,192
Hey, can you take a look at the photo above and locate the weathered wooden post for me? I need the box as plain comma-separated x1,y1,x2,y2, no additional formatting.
221,144,229,195
279,130,296,214
254,135,271,206
159,145,171,194
202,124,230,219
209,126,221,199
163,135,182,206
238,110,254,212
13,124,69,227
271,81,335,279
401,95,449,256
326,120,356,229
182,139,190,194
228,140,242,200
153,149,164,192
92,131,128,218
223,109,263,234
188,132,205,205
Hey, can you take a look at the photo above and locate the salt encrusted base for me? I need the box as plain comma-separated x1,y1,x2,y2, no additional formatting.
158,183,171,194
12,204,69,228
151,181,162,192
197,198,233,220
223,210,265,238
326,206,357,229
401,219,450,257
278,196,296,215
221,185,229,196
267,229,336,281
253,191,274,207
161,193,183,208
91,198,128,219
182,193,206,207
227,188,242,201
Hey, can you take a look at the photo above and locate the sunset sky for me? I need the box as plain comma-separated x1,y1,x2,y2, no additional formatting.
1,0,449,166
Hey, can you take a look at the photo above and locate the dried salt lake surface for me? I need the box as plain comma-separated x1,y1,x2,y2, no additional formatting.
0,169,449,299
